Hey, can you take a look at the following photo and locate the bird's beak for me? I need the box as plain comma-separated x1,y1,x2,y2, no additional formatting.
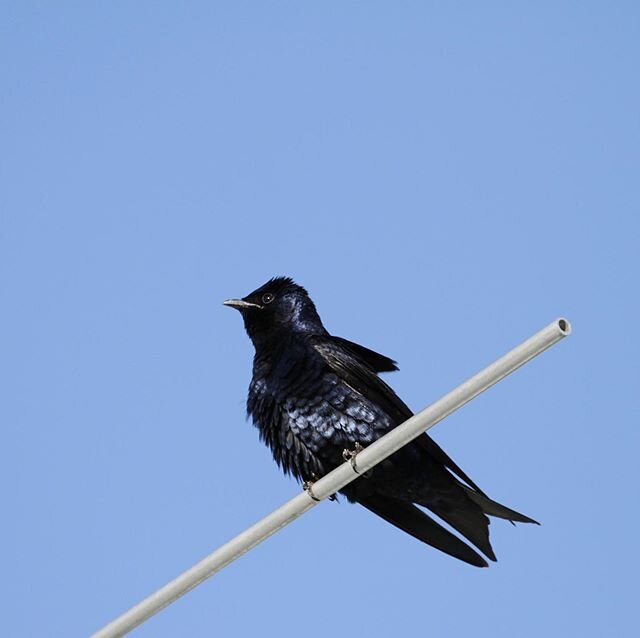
223,298,262,310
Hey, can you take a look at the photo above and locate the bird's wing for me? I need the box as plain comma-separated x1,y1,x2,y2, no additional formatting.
415,437,487,496
358,493,489,567
311,335,487,495
324,336,399,372
311,336,412,423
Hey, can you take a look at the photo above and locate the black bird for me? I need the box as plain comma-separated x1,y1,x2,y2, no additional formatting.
224,276,537,567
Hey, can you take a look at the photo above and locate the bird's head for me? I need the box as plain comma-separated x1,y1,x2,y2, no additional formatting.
224,276,326,346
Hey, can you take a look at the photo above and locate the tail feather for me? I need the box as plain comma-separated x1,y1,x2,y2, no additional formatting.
421,497,497,562
462,487,540,525
358,494,489,568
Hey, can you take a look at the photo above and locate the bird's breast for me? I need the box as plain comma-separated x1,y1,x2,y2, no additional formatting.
248,370,393,482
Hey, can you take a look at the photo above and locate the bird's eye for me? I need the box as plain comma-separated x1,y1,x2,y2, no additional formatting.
262,292,275,304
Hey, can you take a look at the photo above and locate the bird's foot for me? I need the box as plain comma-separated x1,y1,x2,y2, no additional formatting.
303,480,321,502
342,442,365,474
303,479,337,502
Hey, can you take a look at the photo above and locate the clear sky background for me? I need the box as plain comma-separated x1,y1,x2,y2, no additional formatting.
2,3,638,637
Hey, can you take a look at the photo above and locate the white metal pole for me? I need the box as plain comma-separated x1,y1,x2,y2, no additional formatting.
91,317,571,638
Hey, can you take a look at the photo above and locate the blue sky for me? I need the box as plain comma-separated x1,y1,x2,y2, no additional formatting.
2,3,638,637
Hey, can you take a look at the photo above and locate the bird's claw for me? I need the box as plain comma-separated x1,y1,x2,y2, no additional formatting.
303,480,321,502
303,479,337,502
343,441,365,474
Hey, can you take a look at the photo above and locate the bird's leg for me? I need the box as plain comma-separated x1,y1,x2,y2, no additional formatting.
343,441,365,474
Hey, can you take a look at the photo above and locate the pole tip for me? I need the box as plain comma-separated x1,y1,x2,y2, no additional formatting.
557,318,571,335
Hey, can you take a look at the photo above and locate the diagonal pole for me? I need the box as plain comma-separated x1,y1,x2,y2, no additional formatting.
91,318,571,638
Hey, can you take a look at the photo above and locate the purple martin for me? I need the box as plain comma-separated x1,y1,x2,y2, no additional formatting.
225,276,537,567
